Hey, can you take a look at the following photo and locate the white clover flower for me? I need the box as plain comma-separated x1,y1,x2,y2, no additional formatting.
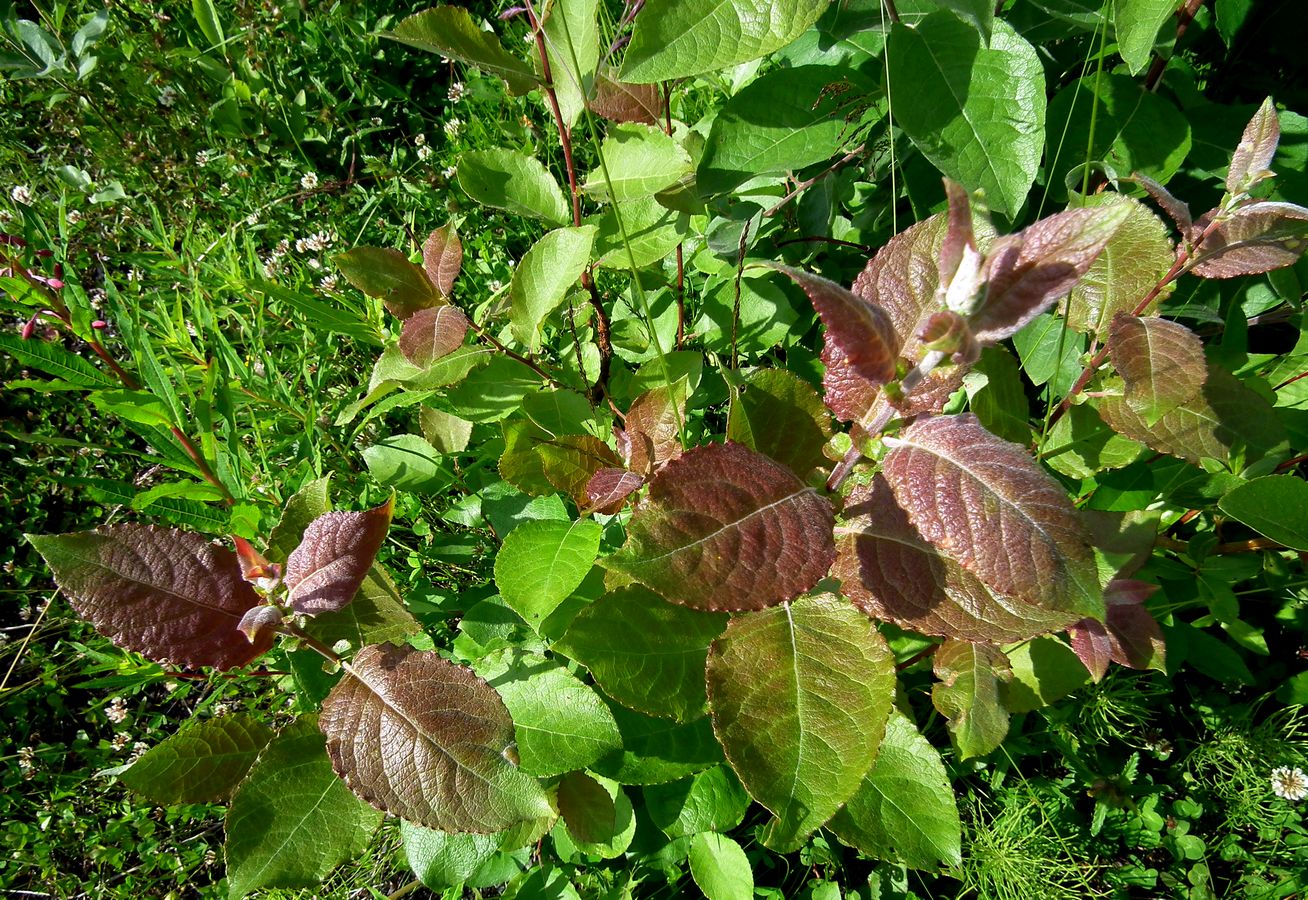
370,116,383,126
488,279,503,294
415,132,427,147
443,118,463,139
111,732,131,751
67,209,82,224
212,702,231,717
320,274,339,292
1272,766,1308,801
300,171,319,190
158,86,178,108
294,238,310,254
447,81,466,102
245,211,259,226
164,681,179,693
307,258,321,270
11,185,33,206
127,268,142,283
441,165,458,180
274,238,290,257
18,606,33,622
262,257,279,278
195,149,214,167
17,746,35,769
417,145,433,161
106,697,129,724
130,741,150,762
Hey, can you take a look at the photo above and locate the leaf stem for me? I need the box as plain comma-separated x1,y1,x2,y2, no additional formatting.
1144,0,1205,92
465,317,567,389
280,619,343,665
763,145,865,219
883,0,902,25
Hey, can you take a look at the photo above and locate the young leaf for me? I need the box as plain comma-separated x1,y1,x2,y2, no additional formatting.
619,0,831,83
26,526,272,670
284,499,394,615
1226,96,1279,195
401,823,502,891
707,594,896,848
623,381,686,477
555,585,729,722
1190,201,1308,278
1135,171,1193,235
585,468,644,515
557,771,616,845
1113,0,1177,75
834,476,1082,644
930,639,1011,759
539,0,599,128
493,518,602,629
1107,313,1206,424
304,563,421,649
971,203,1132,341
1070,579,1165,681
882,415,1105,621
602,442,835,611
772,265,900,386
688,832,754,900
318,644,553,832
225,716,383,899
726,368,833,480
385,6,539,95
335,248,440,319
1218,475,1308,552
421,225,462,299
830,709,962,869
1063,195,1176,337
887,15,1045,216
120,714,272,804
457,150,570,227
588,69,661,125
539,435,623,507
474,649,621,778
509,226,597,352
583,123,692,203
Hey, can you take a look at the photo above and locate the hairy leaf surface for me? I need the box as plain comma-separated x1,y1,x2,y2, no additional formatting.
28,526,272,670
386,7,538,94
1190,201,1308,278
931,640,1011,759
319,644,553,832
1107,314,1206,424
121,714,272,804
774,265,899,386
707,594,895,847
285,499,393,615
1227,96,1280,194
603,442,835,611
882,415,1104,621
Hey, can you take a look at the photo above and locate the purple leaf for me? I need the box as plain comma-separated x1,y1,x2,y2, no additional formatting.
585,468,644,515
285,499,394,615
588,69,661,125
602,442,835,611
1069,578,1164,681
1107,314,1207,425
938,179,978,291
398,305,471,368
422,224,463,299
881,415,1104,621
772,265,900,386
539,435,623,507
237,605,285,644
623,383,685,477
26,526,272,670
1190,201,1308,278
1134,172,1193,235
971,203,1131,341
1226,97,1279,196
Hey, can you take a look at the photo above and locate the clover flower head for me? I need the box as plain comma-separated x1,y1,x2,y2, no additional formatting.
300,171,319,190
1272,766,1308,801
11,185,33,206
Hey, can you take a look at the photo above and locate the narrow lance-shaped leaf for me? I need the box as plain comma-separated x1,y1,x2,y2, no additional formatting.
707,594,896,849
602,442,835,611
881,415,1105,621
120,713,273,804
1107,313,1206,425
1190,201,1308,279
26,526,272,670
422,225,463,299
1070,579,1165,681
1227,96,1279,195
399,305,471,368
771,264,899,386
385,7,539,95
319,644,554,833
335,248,441,319
284,498,394,616
931,639,1011,759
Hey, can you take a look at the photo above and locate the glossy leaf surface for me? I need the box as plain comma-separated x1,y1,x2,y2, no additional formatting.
494,518,602,628
387,7,538,94
509,226,597,351
457,150,570,226
121,714,272,804
1113,0,1176,74
688,832,754,900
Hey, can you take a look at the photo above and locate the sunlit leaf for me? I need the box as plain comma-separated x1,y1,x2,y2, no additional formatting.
707,594,895,847
422,224,463,299
319,644,553,832
401,823,502,891
1113,0,1176,75
494,518,602,629
285,499,393,616
772,264,899,386
584,123,692,203
644,765,749,838
881,415,1105,621
27,526,272,670
589,69,661,124
386,6,539,95
335,247,440,319
419,406,473,455
603,442,835,611
1226,96,1280,195
931,639,1011,759
623,381,685,477
1004,635,1089,712
399,305,470,368
585,468,644,515
830,709,962,869
1218,475,1308,551
594,704,724,785
1190,201,1308,278
727,368,832,479
121,714,272,804
1070,579,1165,681
539,435,623,507
457,150,570,227
539,0,598,128
509,226,597,352
689,832,754,900
1107,313,1206,425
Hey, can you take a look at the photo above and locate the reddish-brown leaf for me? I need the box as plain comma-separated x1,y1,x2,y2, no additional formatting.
1107,314,1207,424
602,442,835,611
588,70,661,125
26,526,272,670
882,415,1104,622
285,499,394,615
1190,201,1308,278
319,644,553,832
585,468,644,515
624,383,686,477
422,225,463,299
938,179,977,289
833,477,1081,643
539,435,623,507
773,265,900,386
1070,579,1164,681
236,604,285,644
398,305,471,368
1226,97,1279,196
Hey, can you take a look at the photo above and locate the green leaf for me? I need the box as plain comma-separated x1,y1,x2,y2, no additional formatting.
938,0,994,40
644,765,750,838
1012,311,1084,392
931,639,1011,759
362,434,451,493
539,0,599,128
888,14,1045,216
727,368,832,479
509,226,597,351
707,594,896,848
688,832,754,900
697,66,862,197
474,648,621,778
446,357,542,423
964,348,1030,445
620,0,831,83
192,0,225,50
225,716,382,899
594,705,724,784
334,248,440,319
457,150,570,226
494,518,602,628
1114,0,1176,75
402,822,501,890
420,406,473,454
1041,404,1146,481
386,6,539,95
551,774,636,859
557,771,616,844
584,123,692,203
556,585,728,722
89,389,174,427
830,709,962,869
590,196,692,269
121,714,272,804
1218,475,1308,551
1004,636,1090,712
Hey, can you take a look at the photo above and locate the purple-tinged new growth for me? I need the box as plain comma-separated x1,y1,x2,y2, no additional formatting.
421,224,463,299
1107,314,1207,424
398,305,470,367
1226,97,1279,196
1069,578,1165,682
284,498,394,615
772,264,900,386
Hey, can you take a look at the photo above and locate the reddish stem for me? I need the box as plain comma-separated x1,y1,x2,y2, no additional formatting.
1144,0,1205,92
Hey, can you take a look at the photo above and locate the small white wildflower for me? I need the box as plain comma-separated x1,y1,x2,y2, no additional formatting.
219,182,231,196
11,185,33,206
158,86,178,108
18,606,33,622
89,288,107,303
17,746,35,770
111,732,131,751
370,116,383,126
441,165,458,180
106,697,129,724
1271,766,1308,801
443,118,463,139
295,238,310,254
488,279,503,294
0,208,12,223
185,321,198,337
447,81,466,102
245,211,259,226
127,268,142,283
307,258,321,270
195,149,214,167
417,145,433,161
300,171,319,190
262,258,279,278
274,238,290,257
130,742,150,762
415,133,427,146
164,681,179,693
204,849,217,867
212,702,231,717
67,209,83,224
319,274,339,292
